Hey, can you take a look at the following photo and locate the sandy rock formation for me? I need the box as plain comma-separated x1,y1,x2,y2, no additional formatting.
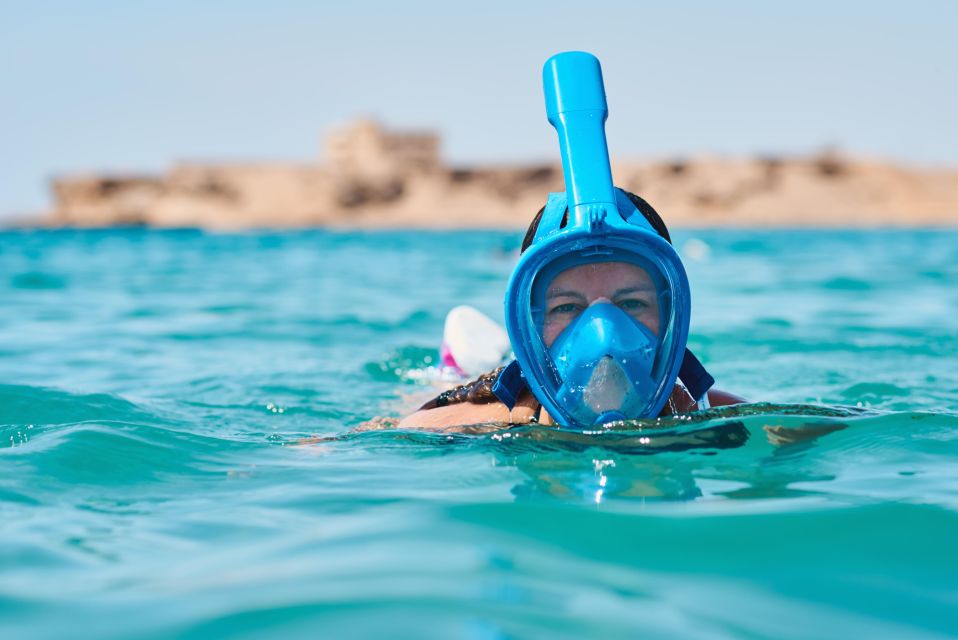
44,121,958,229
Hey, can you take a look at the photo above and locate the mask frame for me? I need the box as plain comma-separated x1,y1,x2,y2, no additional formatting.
504,189,691,427
500,51,707,428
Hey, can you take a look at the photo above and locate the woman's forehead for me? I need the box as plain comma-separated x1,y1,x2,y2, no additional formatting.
548,261,654,292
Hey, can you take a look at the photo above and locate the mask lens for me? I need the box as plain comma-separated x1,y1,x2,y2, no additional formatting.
539,261,661,347
529,257,677,424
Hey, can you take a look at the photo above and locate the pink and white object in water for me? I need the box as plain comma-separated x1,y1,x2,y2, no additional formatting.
440,305,511,378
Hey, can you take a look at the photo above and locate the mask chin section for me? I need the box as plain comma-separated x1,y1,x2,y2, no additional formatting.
593,410,627,426
582,356,633,415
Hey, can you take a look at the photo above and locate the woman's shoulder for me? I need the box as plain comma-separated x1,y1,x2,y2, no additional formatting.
658,385,745,415
708,388,747,406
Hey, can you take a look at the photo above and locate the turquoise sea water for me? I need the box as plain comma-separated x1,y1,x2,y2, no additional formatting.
2,228,957,639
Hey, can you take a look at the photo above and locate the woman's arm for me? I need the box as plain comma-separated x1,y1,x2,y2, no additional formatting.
399,386,746,430
397,398,538,430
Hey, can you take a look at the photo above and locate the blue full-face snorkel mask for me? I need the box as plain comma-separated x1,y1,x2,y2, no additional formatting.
497,52,713,429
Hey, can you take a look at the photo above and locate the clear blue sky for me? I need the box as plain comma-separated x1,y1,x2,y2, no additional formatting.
2,0,955,218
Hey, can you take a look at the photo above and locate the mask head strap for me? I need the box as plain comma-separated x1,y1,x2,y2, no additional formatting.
532,192,569,244
531,188,657,249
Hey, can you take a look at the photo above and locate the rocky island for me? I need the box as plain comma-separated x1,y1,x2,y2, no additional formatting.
44,120,958,229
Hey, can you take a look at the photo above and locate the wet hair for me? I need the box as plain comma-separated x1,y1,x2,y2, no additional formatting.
417,190,672,410
417,366,505,410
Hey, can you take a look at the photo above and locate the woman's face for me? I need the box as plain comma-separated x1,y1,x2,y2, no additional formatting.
542,261,660,347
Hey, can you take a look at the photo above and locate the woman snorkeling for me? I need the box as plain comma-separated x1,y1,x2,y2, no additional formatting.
401,52,744,431
399,191,744,430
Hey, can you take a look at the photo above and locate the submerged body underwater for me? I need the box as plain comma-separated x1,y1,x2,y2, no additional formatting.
2,228,957,638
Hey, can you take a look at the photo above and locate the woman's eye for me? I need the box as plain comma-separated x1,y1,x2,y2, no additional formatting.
548,303,582,315
617,299,648,312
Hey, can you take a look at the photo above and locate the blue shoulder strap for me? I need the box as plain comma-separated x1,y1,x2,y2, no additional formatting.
678,349,714,403
491,360,525,410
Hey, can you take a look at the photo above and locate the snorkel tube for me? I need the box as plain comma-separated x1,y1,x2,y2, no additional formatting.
502,51,701,429
542,52,617,226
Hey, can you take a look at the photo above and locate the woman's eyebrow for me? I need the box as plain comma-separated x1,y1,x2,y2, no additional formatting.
546,289,588,301
612,286,655,297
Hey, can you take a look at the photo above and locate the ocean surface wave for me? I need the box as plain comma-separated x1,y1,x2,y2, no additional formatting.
2,229,957,639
